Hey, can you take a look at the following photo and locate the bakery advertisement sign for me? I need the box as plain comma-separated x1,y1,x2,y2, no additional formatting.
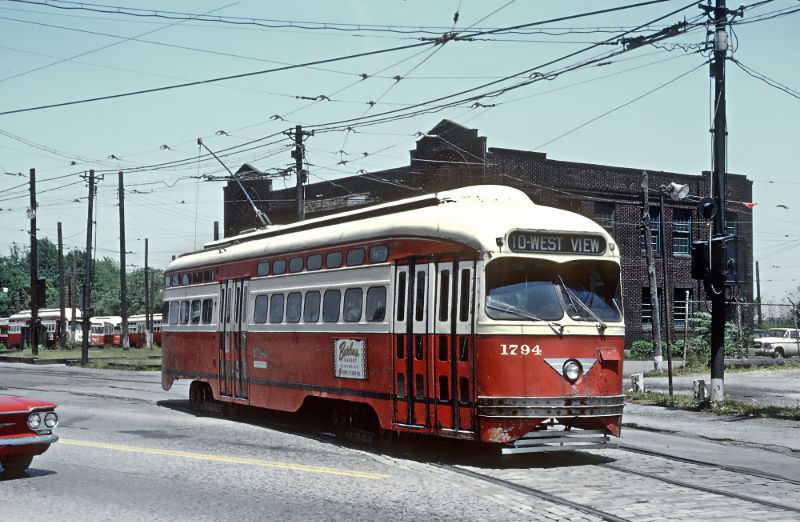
334,339,367,380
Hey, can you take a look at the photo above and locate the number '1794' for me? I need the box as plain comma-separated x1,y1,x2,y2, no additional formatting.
500,344,541,356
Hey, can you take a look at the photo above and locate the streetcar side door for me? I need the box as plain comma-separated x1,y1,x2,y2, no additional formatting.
392,260,431,428
219,278,250,401
433,258,476,433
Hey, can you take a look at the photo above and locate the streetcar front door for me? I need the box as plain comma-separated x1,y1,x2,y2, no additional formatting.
392,261,431,427
219,279,249,401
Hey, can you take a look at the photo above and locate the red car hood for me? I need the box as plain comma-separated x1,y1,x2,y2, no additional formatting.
0,394,56,412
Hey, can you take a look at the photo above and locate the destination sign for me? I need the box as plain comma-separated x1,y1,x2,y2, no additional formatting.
508,231,607,255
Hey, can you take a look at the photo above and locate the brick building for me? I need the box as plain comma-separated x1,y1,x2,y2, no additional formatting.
224,120,754,348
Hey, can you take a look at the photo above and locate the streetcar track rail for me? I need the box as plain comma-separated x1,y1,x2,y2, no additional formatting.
433,463,630,522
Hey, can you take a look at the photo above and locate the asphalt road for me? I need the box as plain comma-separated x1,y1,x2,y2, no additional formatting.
2,363,799,521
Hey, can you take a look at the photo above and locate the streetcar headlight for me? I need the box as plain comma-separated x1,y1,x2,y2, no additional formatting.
563,359,582,383
27,412,42,430
44,411,58,429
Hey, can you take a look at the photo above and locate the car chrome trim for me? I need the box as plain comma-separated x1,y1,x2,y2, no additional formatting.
0,433,59,446
478,395,624,418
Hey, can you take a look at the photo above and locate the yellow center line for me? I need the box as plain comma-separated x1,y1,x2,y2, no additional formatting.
60,438,390,480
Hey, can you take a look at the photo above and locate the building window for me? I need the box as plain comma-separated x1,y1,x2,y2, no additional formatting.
641,209,661,255
641,287,662,329
673,289,692,330
726,212,738,236
558,197,581,214
673,209,692,256
594,203,615,236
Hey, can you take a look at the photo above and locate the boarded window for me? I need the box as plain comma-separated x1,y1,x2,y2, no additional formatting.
323,289,341,322
303,291,321,322
366,286,386,322
286,292,302,323
269,294,285,323
343,288,363,322
253,295,268,323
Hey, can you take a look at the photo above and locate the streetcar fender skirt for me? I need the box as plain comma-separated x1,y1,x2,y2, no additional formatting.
161,371,175,391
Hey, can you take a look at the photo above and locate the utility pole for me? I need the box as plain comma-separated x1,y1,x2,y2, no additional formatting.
58,222,66,349
293,125,306,221
707,0,732,406
28,168,39,355
144,238,152,348
118,171,129,350
81,170,95,365
70,256,76,344
641,171,663,371
659,193,674,395
755,260,763,327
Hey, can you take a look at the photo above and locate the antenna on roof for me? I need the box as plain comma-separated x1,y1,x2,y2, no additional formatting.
197,138,271,226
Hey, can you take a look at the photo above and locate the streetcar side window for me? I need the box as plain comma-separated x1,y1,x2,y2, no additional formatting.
307,254,323,271
168,301,179,325
366,286,386,322
269,294,285,323
303,291,321,322
326,251,342,269
181,273,190,286
201,298,213,324
204,270,215,282
369,244,389,263
323,289,341,322
164,276,171,288
180,301,190,324
346,247,365,266
257,261,270,277
171,275,179,287
396,272,406,321
272,259,286,275
253,295,268,323
289,256,304,273
286,292,302,323
192,272,202,284
190,299,201,324
343,288,363,322
439,270,450,322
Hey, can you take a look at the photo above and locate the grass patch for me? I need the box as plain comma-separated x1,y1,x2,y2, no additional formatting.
0,344,161,369
626,390,800,421
641,359,800,378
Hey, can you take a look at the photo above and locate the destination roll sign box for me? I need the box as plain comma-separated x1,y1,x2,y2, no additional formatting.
508,230,607,255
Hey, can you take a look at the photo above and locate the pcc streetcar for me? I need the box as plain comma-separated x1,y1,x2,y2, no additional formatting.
161,185,624,453
7,309,81,349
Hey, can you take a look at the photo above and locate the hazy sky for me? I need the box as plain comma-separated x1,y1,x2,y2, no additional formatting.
1,0,798,305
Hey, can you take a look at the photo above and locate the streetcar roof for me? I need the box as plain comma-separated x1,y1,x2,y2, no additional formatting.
166,185,616,272
9,308,83,321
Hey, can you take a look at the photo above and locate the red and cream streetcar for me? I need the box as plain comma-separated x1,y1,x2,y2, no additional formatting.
161,185,625,453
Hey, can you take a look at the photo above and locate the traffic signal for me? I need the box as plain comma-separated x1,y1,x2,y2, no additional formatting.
690,240,709,281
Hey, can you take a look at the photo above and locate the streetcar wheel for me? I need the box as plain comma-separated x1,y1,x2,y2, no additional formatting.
773,348,785,359
189,381,205,412
1,456,34,478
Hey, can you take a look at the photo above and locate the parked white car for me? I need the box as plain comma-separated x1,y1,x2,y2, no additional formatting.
752,328,800,358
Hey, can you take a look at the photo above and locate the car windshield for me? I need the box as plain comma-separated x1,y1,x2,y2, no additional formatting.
485,257,622,322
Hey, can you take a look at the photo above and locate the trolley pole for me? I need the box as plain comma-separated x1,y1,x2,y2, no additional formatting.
70,256,76,344
81,170,95,365
118,172,129,350
28,168,39,355
58,221,66,349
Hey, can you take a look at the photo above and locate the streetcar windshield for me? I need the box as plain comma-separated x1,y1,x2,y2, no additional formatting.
485,258,621,322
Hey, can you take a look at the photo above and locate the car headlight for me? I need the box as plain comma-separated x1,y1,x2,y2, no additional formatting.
27,412,42,430
44,412,58,429
563,359,582,383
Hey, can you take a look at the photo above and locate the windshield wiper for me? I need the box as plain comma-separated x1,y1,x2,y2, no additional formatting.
485,302,564,336
557,275,607,331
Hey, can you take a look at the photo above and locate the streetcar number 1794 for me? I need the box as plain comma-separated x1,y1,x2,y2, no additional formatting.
500,344,541,356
